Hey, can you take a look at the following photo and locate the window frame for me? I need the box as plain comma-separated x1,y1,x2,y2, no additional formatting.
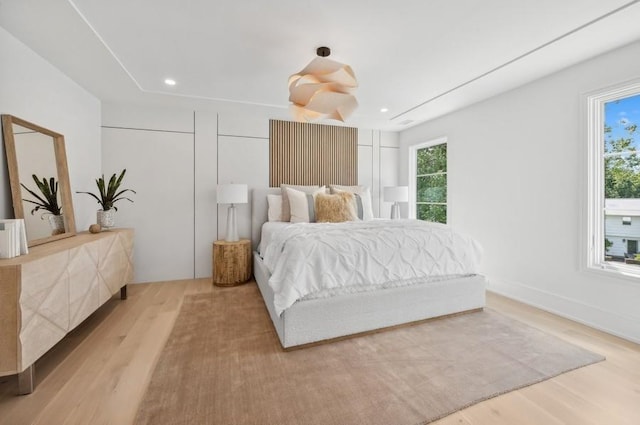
408,137,448,221
585,79,640,280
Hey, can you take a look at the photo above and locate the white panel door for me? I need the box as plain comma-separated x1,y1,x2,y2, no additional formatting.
101,128,194,283
358,144,375,214
194,111,218,278
217,136,269,241
379,147,400,219
358,145,373,189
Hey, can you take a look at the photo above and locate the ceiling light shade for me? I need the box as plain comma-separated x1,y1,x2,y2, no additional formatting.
288,48,358,122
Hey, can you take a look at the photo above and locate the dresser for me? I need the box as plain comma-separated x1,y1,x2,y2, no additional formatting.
0,228,133,394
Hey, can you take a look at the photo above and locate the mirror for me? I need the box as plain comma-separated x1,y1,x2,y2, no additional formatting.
2,115,76,247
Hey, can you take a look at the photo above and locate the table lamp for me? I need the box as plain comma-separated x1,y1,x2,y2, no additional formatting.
383,186,409,219
217,183,248,242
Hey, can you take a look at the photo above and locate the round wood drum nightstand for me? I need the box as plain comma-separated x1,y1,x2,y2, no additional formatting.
212,239,251,286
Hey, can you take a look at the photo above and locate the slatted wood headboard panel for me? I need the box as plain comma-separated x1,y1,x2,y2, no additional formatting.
269,119,357,187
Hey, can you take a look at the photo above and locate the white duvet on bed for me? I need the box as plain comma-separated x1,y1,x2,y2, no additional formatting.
262,219,482,315
258,222,292,257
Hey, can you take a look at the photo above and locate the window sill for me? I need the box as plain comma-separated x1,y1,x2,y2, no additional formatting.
586,261,640,284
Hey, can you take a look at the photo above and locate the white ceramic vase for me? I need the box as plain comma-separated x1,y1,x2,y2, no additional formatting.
48,214,65,235
97,209,115,229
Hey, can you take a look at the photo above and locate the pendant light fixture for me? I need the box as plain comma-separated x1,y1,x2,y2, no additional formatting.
288,47,358,122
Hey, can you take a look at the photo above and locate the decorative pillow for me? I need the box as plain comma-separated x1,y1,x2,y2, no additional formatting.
286,186,326,223
330,185,374,220
280,184,320,222
316,192,358,223
267,194,283,222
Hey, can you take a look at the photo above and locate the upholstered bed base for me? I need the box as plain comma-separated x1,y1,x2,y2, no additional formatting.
253,252,486,349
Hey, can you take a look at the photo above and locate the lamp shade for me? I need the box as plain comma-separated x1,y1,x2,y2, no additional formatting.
383,186,409,203
289,50,358,122
216,184,248,204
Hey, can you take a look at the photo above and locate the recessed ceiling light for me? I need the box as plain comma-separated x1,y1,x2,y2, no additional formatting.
380,108,389,113
164,78,176,86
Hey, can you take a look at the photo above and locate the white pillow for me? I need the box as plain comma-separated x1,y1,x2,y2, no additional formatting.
280,184,320,222
267,194,283,222
330,185,374,220
286,186,326,223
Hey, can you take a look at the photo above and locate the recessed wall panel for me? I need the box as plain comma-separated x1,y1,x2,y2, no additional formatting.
101,127,194,283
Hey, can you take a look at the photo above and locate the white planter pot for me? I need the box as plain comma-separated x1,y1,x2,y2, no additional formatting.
97,209,115,228
48,214,65,235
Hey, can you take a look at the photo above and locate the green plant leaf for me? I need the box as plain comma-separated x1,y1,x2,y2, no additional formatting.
21,174,61,215
76,169,134,211
75,191,103,205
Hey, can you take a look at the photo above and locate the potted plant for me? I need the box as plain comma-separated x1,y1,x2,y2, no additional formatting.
77,169,135,228
20,174,65,235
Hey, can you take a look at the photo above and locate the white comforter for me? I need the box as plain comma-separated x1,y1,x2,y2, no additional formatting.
262,219,482,315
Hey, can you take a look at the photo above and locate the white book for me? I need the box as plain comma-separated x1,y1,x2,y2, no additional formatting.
0,221,16,259
0,223,8,258
11,220,18,257
0,219,29,258
16,219,28,255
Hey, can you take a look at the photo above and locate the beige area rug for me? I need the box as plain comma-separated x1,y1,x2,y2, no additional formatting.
135,283,604,425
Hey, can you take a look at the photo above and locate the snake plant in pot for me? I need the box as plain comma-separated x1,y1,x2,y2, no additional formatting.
77,169,135,229
20,174,65,235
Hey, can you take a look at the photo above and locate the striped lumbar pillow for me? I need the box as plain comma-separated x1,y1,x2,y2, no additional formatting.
286,186,326,223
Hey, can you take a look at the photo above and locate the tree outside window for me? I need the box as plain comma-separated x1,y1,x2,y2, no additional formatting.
603,94,640,264
416,143,447,223
604,95,640,199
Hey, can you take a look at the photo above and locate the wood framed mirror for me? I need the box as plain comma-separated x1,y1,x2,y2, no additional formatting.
2,115,76,247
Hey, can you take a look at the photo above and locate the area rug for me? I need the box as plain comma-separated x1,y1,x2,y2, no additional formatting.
134,283,604,425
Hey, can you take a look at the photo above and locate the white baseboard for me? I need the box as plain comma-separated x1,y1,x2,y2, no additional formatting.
487,278,640,345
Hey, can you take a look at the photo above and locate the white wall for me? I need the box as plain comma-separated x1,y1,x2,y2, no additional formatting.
358,130,400,219
0,26,101,230
400,40,640,343
101,125,195,283
102,102,399,283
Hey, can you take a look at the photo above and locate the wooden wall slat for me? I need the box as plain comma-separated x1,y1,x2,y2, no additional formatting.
269,120,357,187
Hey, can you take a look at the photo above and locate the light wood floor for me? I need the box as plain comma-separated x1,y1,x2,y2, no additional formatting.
0,279,638,425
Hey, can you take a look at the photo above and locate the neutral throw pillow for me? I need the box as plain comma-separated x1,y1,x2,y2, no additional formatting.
315,192,358,223
330,185,374,220
267,194,283,222
280,184,320,222
287,186,326,223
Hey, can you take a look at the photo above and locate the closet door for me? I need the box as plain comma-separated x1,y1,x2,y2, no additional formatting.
101,128,194,283
379,147,400,219
217,136,269,241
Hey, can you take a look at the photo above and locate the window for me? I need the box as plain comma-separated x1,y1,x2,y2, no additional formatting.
409,138,447,223
586,80,640,277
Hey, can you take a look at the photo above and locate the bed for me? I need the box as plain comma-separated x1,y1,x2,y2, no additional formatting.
251,187,486,349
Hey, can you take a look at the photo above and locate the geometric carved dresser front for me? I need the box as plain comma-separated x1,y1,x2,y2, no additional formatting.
0,228,133,394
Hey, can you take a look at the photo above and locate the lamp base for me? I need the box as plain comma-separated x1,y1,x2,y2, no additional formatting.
225,204,239,242
390,202,401,219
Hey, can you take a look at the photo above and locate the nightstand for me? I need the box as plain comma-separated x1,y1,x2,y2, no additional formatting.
212,239,252,286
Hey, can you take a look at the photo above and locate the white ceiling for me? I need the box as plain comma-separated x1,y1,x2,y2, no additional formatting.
1,0,640,130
